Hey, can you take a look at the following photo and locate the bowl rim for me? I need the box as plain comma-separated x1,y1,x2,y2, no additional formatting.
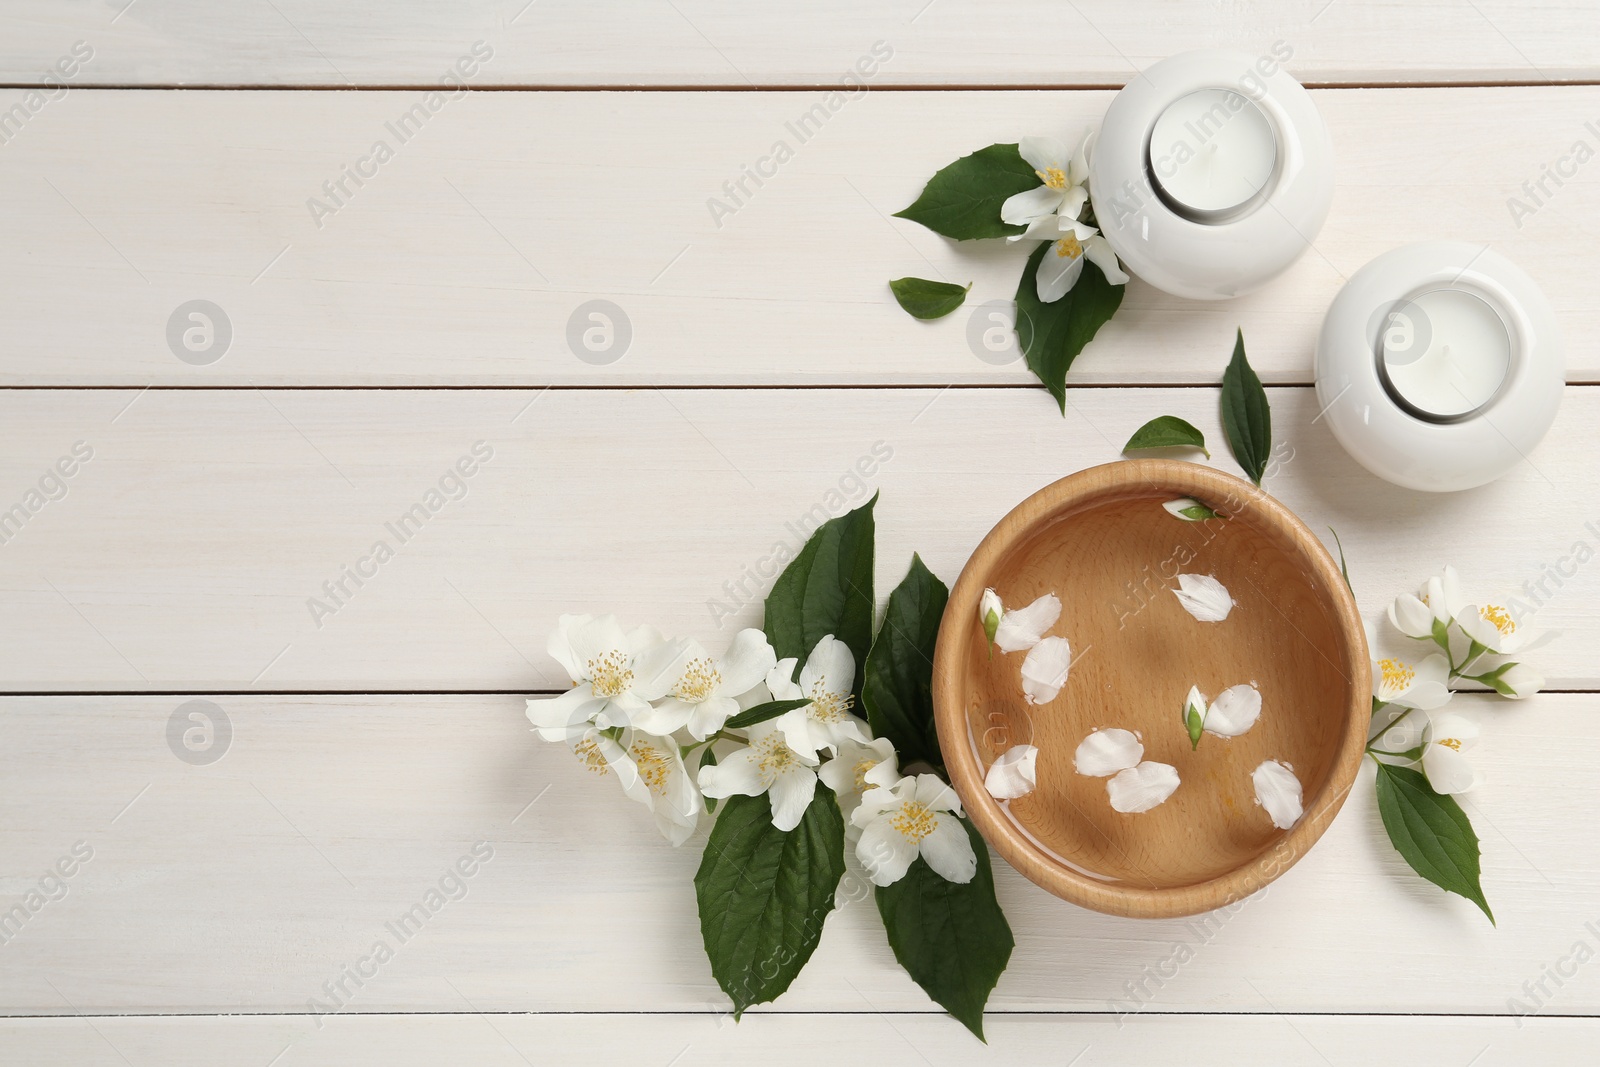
932,459,1371,919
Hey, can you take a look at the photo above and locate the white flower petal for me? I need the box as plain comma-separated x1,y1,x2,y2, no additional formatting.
1020,635,1073,704
1082,235,1129,285
1494,661,1544,699
525,686,605,742
1107,762,1180,813
1009,213,1068,243
1073,728,1143,776
626,695,695,737
696,747,765,799
719,628,778,697
684,695,740,741
913,772,963,814
765,658,802,700
856,813,919,887
799,634,855,698
1252,760,1303,829
852,780,907,829
1173,573,1234,623
773,706,831,762
1036,239,1086,302
1058,185,1089,221
1427,711,1480,751
1205,683,1262,738
979,588,1004,642
1421,738,1480,794
767,765,819,831
1162,497,1216,521
985,744,1038,799
994,592,1062,653
1068,129,1095,186
1388,593,1436,640
1018,136,1067,175
919,815,978,884
1000,183,1066,225
545,613,599,682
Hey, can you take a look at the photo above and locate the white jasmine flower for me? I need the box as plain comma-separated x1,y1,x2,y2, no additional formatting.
526,614,691,741
1020,635,1073,704
1421,712,1481,794
1035,230,1129,302
767,635,869,760
568,728,702,846
853,774,976,887
984,590,1062,653
1106,762,1180,813
1478,659,1544,700
1421,566,1468,624
979,588,1004,647
1001,133,1091,228
1373,653,1451,710
1182,685,1208,749
984,744,1038,800
631,628,777,741
1454,602,1552,656
818,736,900,823
1074,728,1143,776
1387,591,1437,641
1251,760,1303,829
697,720,819,831
1173,573,1234,623
1205,683,1262,737
1163,497,1220,521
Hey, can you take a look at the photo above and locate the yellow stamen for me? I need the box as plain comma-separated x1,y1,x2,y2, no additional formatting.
587,649,634,698
1378,657,1415,695
853,758,879,792
631,741,672,796
1055,235,1083,259
1481,604,1516,635
807,682,856,724
1036,166,1069,190
753,732,799,784
675,658,722,704
574,737,610,776
890,801,938,845
1436,737,1463,751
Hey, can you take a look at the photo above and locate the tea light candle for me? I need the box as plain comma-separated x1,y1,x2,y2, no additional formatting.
1378,288,1511,421
1148,89,1278,220
1315,242,1563,492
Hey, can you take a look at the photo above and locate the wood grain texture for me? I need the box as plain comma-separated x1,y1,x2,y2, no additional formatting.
935,462,1369,917
0,1012,1591,1066
0,88,1594,385
0,2,1595,87
0,692,1595,1016
0,386,1590,691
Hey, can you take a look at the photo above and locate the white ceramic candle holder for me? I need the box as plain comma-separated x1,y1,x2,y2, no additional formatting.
1087,50,1334,301
1315,241,1564,493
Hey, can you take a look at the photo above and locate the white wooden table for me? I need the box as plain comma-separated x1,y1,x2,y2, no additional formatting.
1,3,1597,1063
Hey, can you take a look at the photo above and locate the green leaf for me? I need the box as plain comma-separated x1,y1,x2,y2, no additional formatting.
890,278,971,320
875,818,1014,1040
892,143,1037,240
1186,706,1204,750
1374,762,1494,924
862,554,948,773
1328,526,1352,592
695,785,848,1016
764,494,876,701
1171,501,1220,521
1469,661,1520,697
1123,415,1210,457
723,699,812,731
1014,241,1125,414
1220,329,1272,485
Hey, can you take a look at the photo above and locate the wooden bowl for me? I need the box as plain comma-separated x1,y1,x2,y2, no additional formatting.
933,460,1370,918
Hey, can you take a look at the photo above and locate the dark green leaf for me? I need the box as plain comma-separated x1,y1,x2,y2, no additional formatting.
1124,415,1209,457
862,554,948,773
1374,762,1493,924
764,494,876,701
875,818,1014,1040
889,277,971,320
1220,329,1272,485
724,699,812,731
892,143,1037,240
695,785,848,1015
699,745,719,813
1014,241,1125,414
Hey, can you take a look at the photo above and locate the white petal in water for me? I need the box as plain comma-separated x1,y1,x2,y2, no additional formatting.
1020,635,1073,704
1173,573,1235,623
984,744,1039,800
1206,683,1262,738
995,593,1062,653
1106,761,1180,813
1252,760,1303,829
1074,728,1143,777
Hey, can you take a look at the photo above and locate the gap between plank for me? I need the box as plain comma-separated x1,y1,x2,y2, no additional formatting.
0,80,1597,92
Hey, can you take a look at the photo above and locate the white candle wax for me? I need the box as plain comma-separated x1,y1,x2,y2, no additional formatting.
1380,288,1512,420
1148,89,1278,219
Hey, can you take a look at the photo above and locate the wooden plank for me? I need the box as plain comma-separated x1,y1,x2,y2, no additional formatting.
0,386,1591,691
0,1012,1591,1066
0,691,1594,1016
1,2,1596,87
0,87,1593,386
